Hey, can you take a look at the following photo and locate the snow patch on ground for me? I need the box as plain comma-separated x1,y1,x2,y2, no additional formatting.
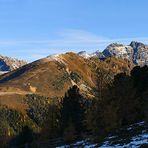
57,121,148,148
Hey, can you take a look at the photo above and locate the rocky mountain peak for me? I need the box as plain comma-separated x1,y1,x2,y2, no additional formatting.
0,55,27,72
106,43,124,48
102,43,133,61
77,41,148,66
130,41,145,49
78,51,90,58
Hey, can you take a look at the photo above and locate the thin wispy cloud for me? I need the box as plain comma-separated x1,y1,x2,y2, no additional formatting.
0,0,148,61
0,29,148,61
0,29,148,46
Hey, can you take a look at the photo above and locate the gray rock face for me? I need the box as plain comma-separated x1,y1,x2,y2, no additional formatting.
78,41,148,66
130,41,148,66
103,43,133,61
0,55,27,72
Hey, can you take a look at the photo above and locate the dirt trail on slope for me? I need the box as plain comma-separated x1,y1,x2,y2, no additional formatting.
0,91,33,111
0,91,33,96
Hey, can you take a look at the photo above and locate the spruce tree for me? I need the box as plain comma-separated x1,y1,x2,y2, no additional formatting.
60,85,85,136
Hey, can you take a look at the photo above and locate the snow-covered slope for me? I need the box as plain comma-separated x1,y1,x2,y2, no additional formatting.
103,43,133,60
78,51,91,59
100,121,148,147
57,121,148,148
90,50,106,59
0,55,27,72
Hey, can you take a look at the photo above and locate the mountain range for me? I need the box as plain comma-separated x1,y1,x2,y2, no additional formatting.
0,41,147,111
0,41,147,74
0,55,27,73
78,41,148,66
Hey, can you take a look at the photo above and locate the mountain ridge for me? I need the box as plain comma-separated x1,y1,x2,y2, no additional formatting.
0,52,132,110
0,40,147,111
78,41,148,66
0,54,27,72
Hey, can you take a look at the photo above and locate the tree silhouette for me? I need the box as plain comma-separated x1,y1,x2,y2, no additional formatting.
60,85,85,136
16,126,34,147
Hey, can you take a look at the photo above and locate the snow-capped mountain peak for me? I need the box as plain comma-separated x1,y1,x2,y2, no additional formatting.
77,51,91,59
0,55,27,72
77,41,148,66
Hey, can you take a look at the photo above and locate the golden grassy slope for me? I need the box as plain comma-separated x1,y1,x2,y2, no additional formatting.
0,52,133,110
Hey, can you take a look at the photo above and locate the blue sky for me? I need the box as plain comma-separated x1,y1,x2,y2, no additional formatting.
0,0,148,61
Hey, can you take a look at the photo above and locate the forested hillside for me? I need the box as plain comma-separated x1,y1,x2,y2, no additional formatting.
0,65,147,147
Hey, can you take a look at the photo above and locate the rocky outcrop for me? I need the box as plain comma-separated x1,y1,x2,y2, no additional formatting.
130,41,148,66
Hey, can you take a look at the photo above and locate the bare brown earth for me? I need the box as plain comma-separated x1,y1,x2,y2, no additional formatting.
0,52,133,111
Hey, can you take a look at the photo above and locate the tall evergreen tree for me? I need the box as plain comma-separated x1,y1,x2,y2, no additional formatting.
60,85,85,136
41,103,60,140
16,126,34,147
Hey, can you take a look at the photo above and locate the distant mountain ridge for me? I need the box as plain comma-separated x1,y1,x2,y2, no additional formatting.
0,55,27,72
78,41,148,66
1,41,147,73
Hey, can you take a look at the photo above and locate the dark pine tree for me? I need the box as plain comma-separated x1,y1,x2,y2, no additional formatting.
16,126,34,147
60,85,85,136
